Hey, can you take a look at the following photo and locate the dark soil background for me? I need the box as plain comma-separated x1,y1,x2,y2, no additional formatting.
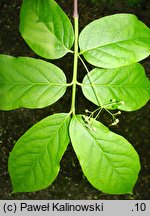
0,0,150,200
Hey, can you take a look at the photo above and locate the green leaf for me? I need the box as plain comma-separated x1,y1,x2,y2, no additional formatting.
8,113,71,192
0,55,67,110
69,115,141,194
20,0,74,59
82,63,150,111
79,14,150,68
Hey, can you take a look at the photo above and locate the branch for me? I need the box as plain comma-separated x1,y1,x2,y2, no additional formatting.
73,0,78,18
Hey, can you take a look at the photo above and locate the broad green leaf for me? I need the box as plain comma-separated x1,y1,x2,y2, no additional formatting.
82,63,150,111
0,55,67,110
8,113,71,192
20,0,74,59
69,115,141,194
79,14,150,68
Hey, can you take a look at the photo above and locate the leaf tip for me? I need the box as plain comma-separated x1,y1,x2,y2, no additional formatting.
128,191,134,195
11,190,16,195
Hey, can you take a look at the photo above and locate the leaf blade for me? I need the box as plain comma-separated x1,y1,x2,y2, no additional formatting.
0,55,67,110
79,14,150,68
8,113,71,192
20,0,74,59
69,115,141,194
82,63,150,111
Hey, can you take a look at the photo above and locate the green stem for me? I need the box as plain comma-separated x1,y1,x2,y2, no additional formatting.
70,17,79,115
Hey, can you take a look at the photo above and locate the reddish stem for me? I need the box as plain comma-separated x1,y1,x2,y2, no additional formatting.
73,0,78,18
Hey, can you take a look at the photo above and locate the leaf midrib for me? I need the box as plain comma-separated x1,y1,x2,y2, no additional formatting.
0,81,66,86
79,36,150,54
12,114,70,188
75,116,133,183
83,83,148,88
32,7,71,52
